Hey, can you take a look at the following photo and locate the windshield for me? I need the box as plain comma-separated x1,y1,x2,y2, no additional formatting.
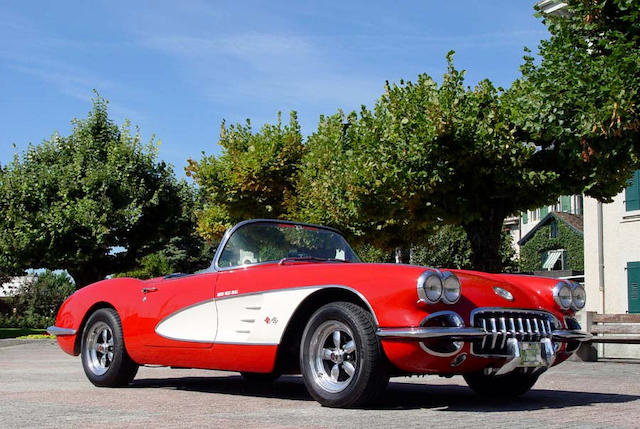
216,221,360,268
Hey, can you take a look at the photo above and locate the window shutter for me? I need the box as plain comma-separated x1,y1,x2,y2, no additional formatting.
625,170,640,212
540,206,548,217
561,195,571,212
522,212,528,224
629,262,640,314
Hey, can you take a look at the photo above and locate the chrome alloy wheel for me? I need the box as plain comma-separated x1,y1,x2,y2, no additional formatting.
84,322,114,376
308,320,358,393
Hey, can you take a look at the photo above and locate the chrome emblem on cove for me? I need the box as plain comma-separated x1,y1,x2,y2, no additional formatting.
493,286,514,301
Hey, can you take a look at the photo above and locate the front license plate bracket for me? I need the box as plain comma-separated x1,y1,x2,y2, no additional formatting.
519,342,544,367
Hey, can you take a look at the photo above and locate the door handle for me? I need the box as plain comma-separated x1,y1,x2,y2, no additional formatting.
142,287,158,294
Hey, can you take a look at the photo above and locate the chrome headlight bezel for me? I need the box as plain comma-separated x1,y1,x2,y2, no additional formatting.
569,281,586,310
441,272,461,304
417,270,443,304
553,281,573,310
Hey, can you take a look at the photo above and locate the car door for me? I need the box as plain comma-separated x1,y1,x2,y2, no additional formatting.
127,272,219,362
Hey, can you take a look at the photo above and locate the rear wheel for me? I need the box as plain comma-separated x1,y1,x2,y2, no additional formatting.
81,308,138,387
463,369,540,397
300,302,388,408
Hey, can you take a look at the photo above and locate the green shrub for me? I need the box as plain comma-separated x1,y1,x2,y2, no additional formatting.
1,271,75,328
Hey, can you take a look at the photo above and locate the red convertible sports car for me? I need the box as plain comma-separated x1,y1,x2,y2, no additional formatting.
49,219,592,407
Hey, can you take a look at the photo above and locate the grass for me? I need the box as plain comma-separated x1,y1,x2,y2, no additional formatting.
0,327,49,339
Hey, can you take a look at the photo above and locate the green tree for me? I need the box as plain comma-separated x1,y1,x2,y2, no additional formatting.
1,270,76,329
507,0,640,201
0,96,194,286
296,54,544,271
411,225,516,271
187,112,304,241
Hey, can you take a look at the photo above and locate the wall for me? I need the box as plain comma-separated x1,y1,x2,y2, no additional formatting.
583,193,640,358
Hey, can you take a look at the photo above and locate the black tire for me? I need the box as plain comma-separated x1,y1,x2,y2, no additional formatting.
300,302,389,408
463,369,540,397
81,308,139,387
240,372,281,383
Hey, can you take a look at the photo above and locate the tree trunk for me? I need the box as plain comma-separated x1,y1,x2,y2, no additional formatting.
463,212,506,273
395,246,411,264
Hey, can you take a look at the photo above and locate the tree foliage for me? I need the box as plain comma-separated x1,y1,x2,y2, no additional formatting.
186,112,304,242
0,96,195,286
508,0,640,201
0,271,76,329
411,225,517,271
295,53,546,271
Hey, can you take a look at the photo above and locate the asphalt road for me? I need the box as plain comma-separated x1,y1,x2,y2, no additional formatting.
2,340,640,429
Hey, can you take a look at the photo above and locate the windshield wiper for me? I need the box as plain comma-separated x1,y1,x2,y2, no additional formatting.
278,256,352,265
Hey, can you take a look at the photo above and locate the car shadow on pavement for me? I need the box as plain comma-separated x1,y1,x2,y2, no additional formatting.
130,375,640,411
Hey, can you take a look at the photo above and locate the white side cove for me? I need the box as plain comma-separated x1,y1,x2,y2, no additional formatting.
155,287,321,345
155,300,218,342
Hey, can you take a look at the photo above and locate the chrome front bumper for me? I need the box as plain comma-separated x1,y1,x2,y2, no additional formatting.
377,324,592,375
376,326,592,343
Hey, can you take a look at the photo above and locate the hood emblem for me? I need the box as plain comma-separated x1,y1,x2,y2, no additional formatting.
493,286,514,302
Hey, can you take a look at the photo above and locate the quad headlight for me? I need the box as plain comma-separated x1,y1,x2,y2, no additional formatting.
569,281,586,310
442,272,461,304
417,270,460,305
553,280,586,311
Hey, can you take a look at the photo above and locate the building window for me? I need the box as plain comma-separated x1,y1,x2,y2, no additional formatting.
542,249,566,271
629,261,640,313
574,195,583,215
625,170,640,212
540,206,549,218
522,211,528,224
550,220,558,238
561,195,571,212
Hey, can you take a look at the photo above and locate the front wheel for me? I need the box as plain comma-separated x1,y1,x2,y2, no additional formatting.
81,308,138,387
300,302,389,408
463,369,540,397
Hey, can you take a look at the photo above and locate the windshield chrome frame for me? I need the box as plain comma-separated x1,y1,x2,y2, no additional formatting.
209,219,351,272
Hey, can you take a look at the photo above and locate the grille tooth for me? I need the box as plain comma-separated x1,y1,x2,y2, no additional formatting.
518,318,524,340
540,318,547,335
499,317,507,348
526,319,532,341
481,319,488,348
509,318,516,338
490,318,498,349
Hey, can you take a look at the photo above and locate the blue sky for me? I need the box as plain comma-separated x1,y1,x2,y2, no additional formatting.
0,1,548,177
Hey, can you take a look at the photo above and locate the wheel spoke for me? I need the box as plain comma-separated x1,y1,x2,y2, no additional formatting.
101,329,107,343
343,340,355,354
322,348,333,361
330,364,340,382
343,361,355,377
332,330,341,349
107,352,113,362
100,354,107,367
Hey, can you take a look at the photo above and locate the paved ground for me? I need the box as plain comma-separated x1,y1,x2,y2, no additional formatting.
2,340,640,428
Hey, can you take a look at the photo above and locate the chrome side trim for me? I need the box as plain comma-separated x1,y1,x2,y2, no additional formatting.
46,326,76,336
551,329,593,342
377,326,486,340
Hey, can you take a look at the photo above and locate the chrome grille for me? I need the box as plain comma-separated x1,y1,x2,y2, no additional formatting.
471,309,559,356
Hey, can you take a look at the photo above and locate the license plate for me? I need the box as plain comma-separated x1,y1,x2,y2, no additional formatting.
519,342,544,367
